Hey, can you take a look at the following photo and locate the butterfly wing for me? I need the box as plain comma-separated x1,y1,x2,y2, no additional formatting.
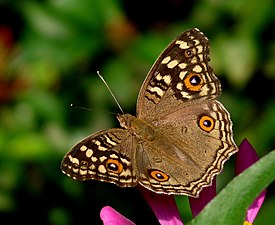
137,28,221,120
134,28,237,196
61,128,139,187
136,100,237,197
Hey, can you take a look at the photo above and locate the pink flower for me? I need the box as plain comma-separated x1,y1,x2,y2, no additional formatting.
100,206,135,225
235,139,266,225
100,139,266,225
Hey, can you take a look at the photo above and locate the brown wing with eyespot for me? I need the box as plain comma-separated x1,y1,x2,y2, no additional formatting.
61,128,139,187
136,100,237,197
136,28,221,121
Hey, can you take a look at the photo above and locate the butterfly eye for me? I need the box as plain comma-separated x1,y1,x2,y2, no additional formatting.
198,115,215,132
149,170,169,182
106,159,123,174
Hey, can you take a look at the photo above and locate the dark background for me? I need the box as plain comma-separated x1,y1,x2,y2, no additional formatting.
0,0,274,224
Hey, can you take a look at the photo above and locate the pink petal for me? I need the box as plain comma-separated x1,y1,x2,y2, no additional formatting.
236,139,259,175
189,177,216,217
236,139,266,223
245,190,266,223
100,206,135,225
139,186,184,225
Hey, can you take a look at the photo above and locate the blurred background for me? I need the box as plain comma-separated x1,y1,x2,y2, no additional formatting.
0,0,274,224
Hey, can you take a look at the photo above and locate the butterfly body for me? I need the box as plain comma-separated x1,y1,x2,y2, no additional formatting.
61,28,238,197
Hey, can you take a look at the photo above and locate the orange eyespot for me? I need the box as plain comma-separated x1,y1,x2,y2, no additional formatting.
150,170,169,182
184,73,203,92
106,159,123,174
198,115,215,132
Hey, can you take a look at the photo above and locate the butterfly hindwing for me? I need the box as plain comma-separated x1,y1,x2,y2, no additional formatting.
136,100,237,197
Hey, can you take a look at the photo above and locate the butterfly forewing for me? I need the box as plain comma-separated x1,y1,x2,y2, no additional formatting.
61,128,139,187
137,28,221,120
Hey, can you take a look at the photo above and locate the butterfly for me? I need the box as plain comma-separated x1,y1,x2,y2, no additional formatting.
61,28,238,197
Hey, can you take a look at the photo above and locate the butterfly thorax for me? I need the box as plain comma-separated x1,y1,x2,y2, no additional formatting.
117,114,156,141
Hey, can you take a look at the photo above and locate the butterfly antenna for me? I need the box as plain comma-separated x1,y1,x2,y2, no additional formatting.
97,71,124,114
70,103,117,116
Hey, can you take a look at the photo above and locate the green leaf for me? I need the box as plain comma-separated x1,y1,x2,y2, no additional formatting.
187,150,275,225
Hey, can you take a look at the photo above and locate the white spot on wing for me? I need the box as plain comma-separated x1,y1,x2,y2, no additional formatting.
155,73,162,80
86,149,93,158
149,86,164,97
193,39,200,45
176,40,189,49
200,86,208,96
99,156,107,162
91,157,97,162
197,45,203,53
167,60,179,69
176,82,183,90
80,169,87,175
161,56,171,64
121,157,130,165
191,57,197,64
89,164,96,170
80,145,87,151
105,135,117,146
163,75,172,85
193,65,202,73
98,165,107,174
181,91,191,98
178,63,187,69
179,71,187,80
69,155,79,165
110,153,119,159
93,140,107,151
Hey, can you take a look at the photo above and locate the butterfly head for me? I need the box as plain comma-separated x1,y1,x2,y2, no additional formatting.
117,114,136,129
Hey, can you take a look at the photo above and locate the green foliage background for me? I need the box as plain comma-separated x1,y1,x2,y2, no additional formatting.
0,0,274,224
